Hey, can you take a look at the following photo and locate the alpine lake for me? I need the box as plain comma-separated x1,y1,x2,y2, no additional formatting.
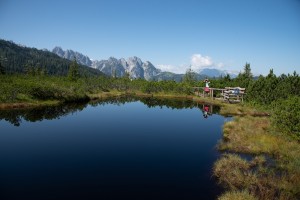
0,96,231,200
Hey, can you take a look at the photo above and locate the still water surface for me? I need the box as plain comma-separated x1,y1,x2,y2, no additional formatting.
0,97,229,200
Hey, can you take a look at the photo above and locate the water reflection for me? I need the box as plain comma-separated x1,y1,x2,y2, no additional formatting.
0,103,87,126
0,96,220,126
202,104,213,119
0,95,225,200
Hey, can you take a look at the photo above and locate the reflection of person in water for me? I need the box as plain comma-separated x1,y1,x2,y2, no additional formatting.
203,104,210,118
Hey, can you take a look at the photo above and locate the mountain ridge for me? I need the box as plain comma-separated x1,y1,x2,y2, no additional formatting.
0,39,103,76
52,46,237,81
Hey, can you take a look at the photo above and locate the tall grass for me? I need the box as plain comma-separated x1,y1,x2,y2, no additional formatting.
218,190,258,200
215,115,300,199
0,75,98,103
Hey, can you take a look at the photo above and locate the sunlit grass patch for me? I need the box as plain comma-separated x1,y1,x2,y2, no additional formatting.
218,190,257,200
213,154,255,190
216,114,300,199
219,116,276,154
213,153,300,200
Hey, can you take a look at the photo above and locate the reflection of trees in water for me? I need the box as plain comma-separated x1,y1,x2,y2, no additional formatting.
89,96,138,107
91,95,221,113
0,95,220,126
140,98,196,109
0,103,87,126
90,96,198,109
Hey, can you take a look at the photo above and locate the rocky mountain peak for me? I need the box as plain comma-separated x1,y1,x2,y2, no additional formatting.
53,46,237,81
52,46,64,57
127,56,142,67
52,47,92,67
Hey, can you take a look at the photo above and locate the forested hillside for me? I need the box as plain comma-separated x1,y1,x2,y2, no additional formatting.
0,39,103,76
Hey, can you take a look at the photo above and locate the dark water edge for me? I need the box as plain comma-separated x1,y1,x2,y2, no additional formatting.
0,96,225,200
0,96,221,127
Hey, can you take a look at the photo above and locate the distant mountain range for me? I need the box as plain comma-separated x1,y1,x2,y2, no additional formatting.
0,39,237,80
52,47,238,81
198,68,237,78
0,40,103,76
52,47,92,67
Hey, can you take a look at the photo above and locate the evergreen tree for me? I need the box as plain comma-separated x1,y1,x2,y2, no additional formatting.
236,62,253,88
244,62,252,79
224,74,231,82
0,62,5,74
68,58,80,81
183,67,196,85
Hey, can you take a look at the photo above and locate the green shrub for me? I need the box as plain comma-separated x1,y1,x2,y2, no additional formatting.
29,86,58,100
271,96,300,140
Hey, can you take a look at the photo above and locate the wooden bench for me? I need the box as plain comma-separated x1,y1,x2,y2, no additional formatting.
222,87,246,103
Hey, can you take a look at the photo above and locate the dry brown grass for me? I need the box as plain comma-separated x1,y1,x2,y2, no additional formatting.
220,116,275,154
213,153,299,200
218,190,258,200
0,100,60,110
215,114,300,200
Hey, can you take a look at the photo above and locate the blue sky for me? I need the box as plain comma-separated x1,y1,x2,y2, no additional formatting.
0,0,299,75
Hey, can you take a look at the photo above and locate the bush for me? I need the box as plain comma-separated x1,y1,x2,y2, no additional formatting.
271,96,300,139
29,85,58,100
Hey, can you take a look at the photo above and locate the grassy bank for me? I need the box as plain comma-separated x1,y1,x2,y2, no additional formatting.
0,75,90,104
0,100,60,110
0,75,195,109
214,113,300,199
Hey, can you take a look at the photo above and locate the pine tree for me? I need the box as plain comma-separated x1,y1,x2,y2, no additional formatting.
244,62,252,79
183,67,196,85
0,62,5,74
236,63,253,88
68,58,80,81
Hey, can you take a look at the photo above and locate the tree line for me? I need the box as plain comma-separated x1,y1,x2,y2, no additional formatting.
1,41,299,139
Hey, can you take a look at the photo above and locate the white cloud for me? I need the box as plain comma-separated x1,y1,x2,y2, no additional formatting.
157,53,226,74
191,54,213,68
190,53,224,72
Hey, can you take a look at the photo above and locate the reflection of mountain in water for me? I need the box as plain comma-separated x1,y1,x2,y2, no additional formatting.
0,96,220,126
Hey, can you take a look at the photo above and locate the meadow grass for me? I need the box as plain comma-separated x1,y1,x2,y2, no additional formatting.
214,114,300,200
218,190,258,200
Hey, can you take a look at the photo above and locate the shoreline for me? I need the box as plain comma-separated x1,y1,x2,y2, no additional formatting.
0,92,211,110
1,92,297,199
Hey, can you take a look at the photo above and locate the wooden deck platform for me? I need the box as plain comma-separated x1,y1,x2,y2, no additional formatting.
192,87,246,103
